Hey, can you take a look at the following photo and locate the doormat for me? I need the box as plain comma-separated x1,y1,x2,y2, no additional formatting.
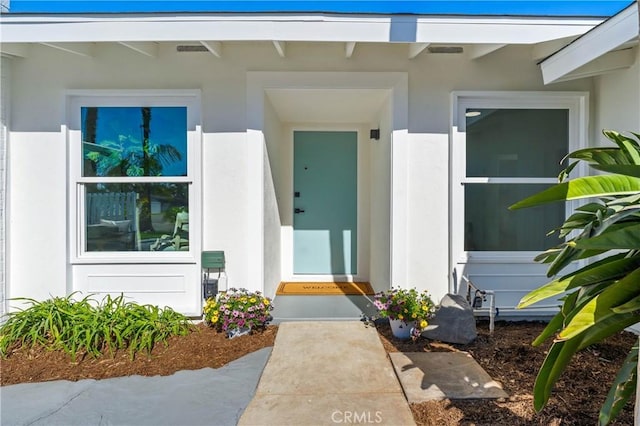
276,282,374,296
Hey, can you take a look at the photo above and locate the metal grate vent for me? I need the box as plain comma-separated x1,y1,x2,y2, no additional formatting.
177,45,208,53
428,46,464,54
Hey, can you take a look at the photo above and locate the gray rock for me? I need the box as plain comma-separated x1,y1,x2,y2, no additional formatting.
422,293,477,344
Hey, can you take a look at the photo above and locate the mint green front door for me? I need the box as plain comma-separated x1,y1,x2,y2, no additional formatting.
293,131,357,275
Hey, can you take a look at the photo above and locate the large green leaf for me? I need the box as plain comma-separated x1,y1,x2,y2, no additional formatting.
509,175,640,210
592,165,640,178
534,339,581,411
612,294,640,314
532,310,565,347
558,267,640,340
600,342,640,425
575,223,640,250
568,147,631,166
604,130,640,164
534,312,638,411
518,254,636,309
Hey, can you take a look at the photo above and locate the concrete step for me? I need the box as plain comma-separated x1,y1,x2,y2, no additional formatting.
270,295,378,321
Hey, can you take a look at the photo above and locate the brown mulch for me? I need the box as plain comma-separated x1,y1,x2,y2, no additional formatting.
377,320,637,426
0,323,277,386
1,320,637,425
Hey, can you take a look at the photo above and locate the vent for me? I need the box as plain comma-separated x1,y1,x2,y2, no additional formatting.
428,46,464,54
177,45,208,53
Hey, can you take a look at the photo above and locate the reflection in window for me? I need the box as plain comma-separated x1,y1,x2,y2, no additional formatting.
466,109,568,178
79,105,191,254
464,184,564,251
82,107,187,177
85,183,189,252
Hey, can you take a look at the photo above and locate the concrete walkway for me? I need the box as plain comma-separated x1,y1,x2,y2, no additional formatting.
239,321,416,426
1,347,272,426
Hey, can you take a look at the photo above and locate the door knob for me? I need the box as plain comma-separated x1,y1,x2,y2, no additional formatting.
294,208,305,214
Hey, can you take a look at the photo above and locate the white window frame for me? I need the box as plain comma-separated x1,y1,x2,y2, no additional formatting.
67,90,202,264
450,91,589,265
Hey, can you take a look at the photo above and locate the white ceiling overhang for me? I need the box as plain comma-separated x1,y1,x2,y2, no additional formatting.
540,1,640,84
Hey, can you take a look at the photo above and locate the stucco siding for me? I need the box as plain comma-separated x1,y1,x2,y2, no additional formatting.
593,48,640,143
6,41,593,313
0,57,9,319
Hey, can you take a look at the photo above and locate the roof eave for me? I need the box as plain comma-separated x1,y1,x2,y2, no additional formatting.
0,13,603,45
541,1,640,84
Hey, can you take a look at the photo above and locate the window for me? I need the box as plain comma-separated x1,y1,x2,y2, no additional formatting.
452,92,588,257
464,108,568,251
69,92,200,261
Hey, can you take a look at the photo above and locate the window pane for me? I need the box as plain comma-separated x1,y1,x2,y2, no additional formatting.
85,183,189,252
466,109,568,178
464,184,564,251
82,107,187,177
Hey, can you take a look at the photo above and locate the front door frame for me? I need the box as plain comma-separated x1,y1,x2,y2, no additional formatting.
247,71,408,295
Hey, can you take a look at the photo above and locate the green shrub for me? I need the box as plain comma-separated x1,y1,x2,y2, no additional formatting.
511,130,640,424
0,293,193,361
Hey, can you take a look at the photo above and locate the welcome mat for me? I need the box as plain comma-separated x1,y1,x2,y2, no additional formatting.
276,282,374,296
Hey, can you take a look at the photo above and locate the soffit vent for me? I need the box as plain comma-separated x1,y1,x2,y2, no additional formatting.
177,45,208,52
428,46,464,54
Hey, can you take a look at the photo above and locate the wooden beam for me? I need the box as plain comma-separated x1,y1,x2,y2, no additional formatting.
200,40,223,58
272,40,286,58
345,41,356,58
0,43,29,58
40,42,94,57
408,43,429,59
550,48,637,83
118,41,158,57
469,44,506,60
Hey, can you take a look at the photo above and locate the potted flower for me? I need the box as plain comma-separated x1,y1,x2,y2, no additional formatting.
203,288,273,338
373,287,436,340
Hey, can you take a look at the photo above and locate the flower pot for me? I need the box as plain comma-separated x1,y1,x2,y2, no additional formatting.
389,319,416,340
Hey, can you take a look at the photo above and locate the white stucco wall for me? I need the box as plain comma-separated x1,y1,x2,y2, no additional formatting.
263,97,283,298
593,48,640,142
369,96,392,293
6,41,593,314
0,57,9,319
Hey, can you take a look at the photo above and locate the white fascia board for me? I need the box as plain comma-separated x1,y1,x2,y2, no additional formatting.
541,2,640,84
550,47,637,83
0,14,600,45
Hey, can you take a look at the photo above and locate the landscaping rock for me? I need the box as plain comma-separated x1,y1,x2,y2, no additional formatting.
422,294,477,344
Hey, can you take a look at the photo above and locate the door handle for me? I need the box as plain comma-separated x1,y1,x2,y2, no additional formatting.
294,208,305,214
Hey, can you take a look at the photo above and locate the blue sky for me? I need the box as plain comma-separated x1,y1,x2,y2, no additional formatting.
8,1,635,17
